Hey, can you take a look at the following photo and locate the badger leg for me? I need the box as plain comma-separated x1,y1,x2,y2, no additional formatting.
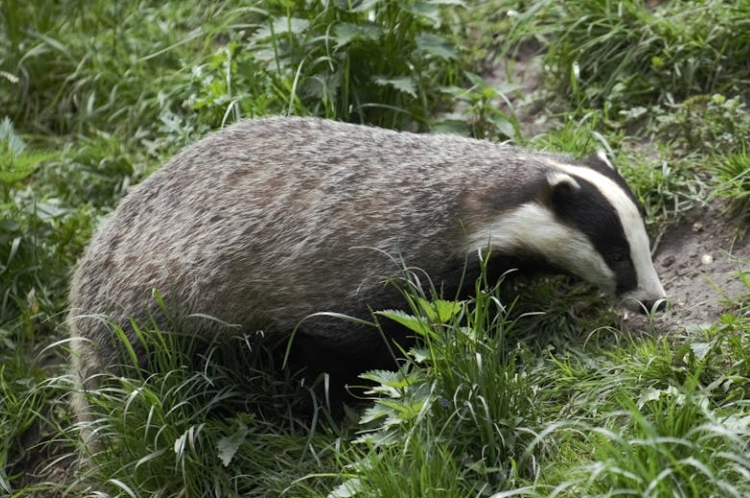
69,334,104,462
283,320,411,408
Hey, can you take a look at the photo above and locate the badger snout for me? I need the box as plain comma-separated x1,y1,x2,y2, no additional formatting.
619,289,668,314
635,297,668,314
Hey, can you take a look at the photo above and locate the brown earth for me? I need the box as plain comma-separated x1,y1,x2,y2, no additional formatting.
629,202,750,332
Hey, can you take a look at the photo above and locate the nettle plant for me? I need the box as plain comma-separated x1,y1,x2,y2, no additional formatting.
334,273,545,495
193,0,465,129
0,118,88,332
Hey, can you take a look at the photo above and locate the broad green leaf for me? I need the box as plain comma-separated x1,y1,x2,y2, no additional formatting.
217,422,249,467
375,309,430,334
334,22,382,45
416,33,457,60
252,17,310,41
360,368,413,389
399,1,440,23
413,296,463,323
372,75,417,97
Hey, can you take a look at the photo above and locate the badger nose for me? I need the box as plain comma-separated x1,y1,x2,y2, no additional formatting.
639,298,668,314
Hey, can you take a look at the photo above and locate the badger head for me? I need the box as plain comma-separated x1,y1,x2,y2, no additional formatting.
467,151,667,313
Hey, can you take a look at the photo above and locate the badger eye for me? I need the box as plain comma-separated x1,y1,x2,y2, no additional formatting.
611,251,626,264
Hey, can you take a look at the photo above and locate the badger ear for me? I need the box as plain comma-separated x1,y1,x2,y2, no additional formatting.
546,171,580,192
596,149,615,169
544,171,580,212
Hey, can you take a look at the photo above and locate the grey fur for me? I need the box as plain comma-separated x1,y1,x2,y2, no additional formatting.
69,117,665,447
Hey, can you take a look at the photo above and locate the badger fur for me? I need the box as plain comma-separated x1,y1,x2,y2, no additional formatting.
69,117,666,441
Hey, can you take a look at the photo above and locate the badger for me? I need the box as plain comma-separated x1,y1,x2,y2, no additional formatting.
69,117,666,442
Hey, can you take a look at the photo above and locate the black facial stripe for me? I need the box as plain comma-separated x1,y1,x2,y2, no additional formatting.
551,175,638,294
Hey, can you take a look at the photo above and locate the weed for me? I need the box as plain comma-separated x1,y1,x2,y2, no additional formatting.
249,0,464,128
710,151,750,218
438,72,523,141
339,269,555,495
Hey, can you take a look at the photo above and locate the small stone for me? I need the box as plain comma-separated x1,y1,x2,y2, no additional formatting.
692,221,704,232
701,254,713,265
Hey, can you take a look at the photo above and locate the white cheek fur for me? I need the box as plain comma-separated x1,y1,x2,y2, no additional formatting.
465,203,616,294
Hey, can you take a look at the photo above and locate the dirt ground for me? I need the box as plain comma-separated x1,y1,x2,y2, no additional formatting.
642,202,749,331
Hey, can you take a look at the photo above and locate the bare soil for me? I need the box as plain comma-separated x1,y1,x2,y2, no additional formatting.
635,202,749,331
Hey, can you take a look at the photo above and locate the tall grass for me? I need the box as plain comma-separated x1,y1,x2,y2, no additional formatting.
250,0,463,128
72,320,346,497
315,274,750,496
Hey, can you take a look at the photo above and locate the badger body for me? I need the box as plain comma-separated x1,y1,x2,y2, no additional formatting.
69,117,666,433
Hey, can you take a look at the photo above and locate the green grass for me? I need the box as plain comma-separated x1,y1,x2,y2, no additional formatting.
710,150,750,218
502,0,750,114
3,0,750,496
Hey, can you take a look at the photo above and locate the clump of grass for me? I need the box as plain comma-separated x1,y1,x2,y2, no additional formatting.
437,72,523,141
330,430,472,498
560,332,750,496
482,326,750,496
0,335,74,496
0,357,45,495
710,151,750,218
619,151,706,225
647,94,750,157
330,267,567,496
249,0,463,128
0,117,90,331
502,0,750,113
75,319,344,497
530,114,614,154
521,390,750,497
